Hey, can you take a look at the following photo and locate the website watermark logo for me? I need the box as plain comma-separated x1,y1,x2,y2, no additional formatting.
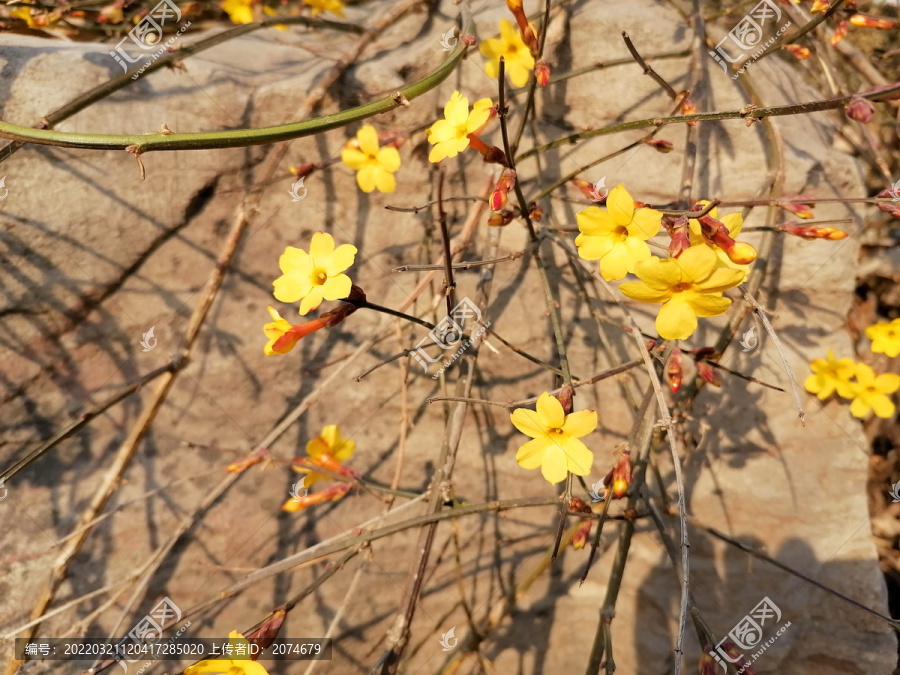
889,481,900,503
588,479,606,502
439,27,458,51
412,297,491,379
114,596,189,673
739,325,758,352
888,179,900,201
708,0,791,80
589,176,608,201
108,0,192,79
438,626,457,651
289,177,308,202
139,326,157,352
708,596,790,673
289,477,308,501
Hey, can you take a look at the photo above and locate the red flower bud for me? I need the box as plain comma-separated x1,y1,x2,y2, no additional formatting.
572,519,592,550
643,138,674,153
667,348,683,394
845,96,875,123
662,215,691,258
675,91,698,126
528,202,543,221
460,33,476,46
487,209,516,227
777,196,816,219
777,223,849,240
535,60,550,87
489,188,507,211
831,20,849,46
556,384,575,415
696,361,721,387
247,609,287,655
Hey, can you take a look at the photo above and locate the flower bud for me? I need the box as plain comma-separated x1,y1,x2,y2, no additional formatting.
845,96,875,123
778,223,849,240
227,456,262,474
487,209,515,227
699,215,758,264
777,196,816,219
572,520,592,550
696,361,721,387
662,215,691,258
490,187,507,211
610,450,632,499
831,20,849,46
460,33,476,46
667,348,683,394
481,145,507,165
875,189,900,218
282,482,352,512
290,163,316,178
643,138,674,153
247,609,287,654
528,202,543,221
784,44,810,60
556,384,575,415
850,14,897,29
675,91,698,126
535,60,551,87
810,0,830,12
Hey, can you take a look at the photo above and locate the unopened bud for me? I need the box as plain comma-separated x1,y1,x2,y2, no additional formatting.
247,608,287,653
778,223,849,240
675,91,698,126
556,384,575,415
460,33,476,46
610,450,632,499
535,60,550,87
290,163,316,178
489,187,507,211
667,348,683,394
699,214,758,264
572,519,592,550
487,209,515,227
784,44,811,60
810,0,830,12
662,215,691,258
777,196,816,220
845,96,875,123
831,20,849,46
643,138,674,153
529,202,543,221
850,14,897,29
696,361,721,387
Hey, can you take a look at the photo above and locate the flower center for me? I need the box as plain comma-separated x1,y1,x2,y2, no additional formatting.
311,269,328,286
548,427,564,435
614,225,628,240
674,282,694,293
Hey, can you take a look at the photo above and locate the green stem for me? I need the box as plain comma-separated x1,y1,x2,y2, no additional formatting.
0,18,471,153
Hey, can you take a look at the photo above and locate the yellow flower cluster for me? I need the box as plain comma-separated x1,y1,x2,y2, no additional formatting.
575,185,754,341
804,350,900,419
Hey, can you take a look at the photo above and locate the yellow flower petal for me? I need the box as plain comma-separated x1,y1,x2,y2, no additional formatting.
309,232,336,261
280,246,312,274
535,392,565,429
342,147,369,170
656,297,698,340
516,437,550,469
619,280,671,304
541,444,569,484
628,207,663,239
373,168,396,193
376,147,401,173
273,274,311,303
685,293,731,318
605,185,634,226
325,244,357,276
357,124,380,156
511,408,547,439
561,436,593,476
322,273,352,301
560,410,597,438
298,285,325,315
356,165,377,193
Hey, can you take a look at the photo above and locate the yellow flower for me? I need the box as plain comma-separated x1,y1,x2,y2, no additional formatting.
185,631,269,674
687,201,755,270
425,92,494,163
510,392,597,485
848,363,900,419
341,125,401,193
292,424,356,486
866,319,900,358
619,246,745,340
304,0,345,17
11,7,60,28
272,233,357,315
575,185,663,281
221,0,254,24
479,19,535,88
804,350,856,400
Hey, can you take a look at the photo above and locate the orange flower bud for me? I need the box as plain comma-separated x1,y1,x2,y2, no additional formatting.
845,96,875,123
529,202,543,221
282,482,351,512
290,163,316,178
535,60,551,87
698,214,758,264
610,450,632,498
675,91,698,126
810,0,830,12
831,20,849,46
778,223,849,240
643,138,674,153
696,361,721,387
777,196,816,219
487,209,515,227
784,44,810,60
849,14,897,30
667,348,683,394
572,519,592,549
227,456,262,473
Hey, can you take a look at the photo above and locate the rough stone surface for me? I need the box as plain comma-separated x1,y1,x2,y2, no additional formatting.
0,1,894,674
